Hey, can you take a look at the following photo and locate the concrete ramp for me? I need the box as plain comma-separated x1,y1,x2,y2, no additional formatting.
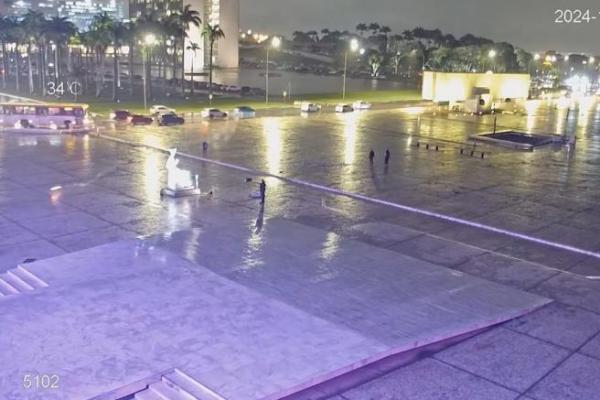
0,219,550,400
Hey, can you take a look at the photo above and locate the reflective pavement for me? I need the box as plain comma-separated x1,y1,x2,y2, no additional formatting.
1,99,600,399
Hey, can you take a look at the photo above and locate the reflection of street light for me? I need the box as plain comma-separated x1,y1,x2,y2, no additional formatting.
143,33,157,110
265,36,281,103
342,38,360,100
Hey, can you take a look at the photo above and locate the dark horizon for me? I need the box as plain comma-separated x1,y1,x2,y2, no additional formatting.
241,0,600,54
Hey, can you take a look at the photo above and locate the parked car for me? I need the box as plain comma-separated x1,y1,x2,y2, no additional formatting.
129,114,153,125
353,101,372,110
300,102,321,113
149,105,175,115
335,104,354,113
110,110,131,121
232,106,256,119
201,108,228,119
158,112,185,126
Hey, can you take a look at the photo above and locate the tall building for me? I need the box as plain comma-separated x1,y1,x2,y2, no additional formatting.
0,0,127,30
130,0,239,70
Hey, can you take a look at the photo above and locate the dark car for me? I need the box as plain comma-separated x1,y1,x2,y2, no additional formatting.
111,110,131,121
129,114,153,125
158,112,185,126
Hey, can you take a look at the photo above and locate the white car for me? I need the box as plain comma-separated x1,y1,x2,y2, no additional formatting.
300,103,322,113
149,105,175,115
352,101,372,110
232,106,256,119
335,104,354,113
201,108,228,119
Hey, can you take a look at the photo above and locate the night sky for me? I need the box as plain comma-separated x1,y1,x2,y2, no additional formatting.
241,0,600,54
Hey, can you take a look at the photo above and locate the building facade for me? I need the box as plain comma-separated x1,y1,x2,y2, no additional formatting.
130,0,240,70
0,0,127,30
422,71,531,103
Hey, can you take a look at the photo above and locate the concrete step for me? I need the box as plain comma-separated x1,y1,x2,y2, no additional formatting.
162,369,226,400
3,271,35,292
0,277,19,296
13,265,49,289
149,380,197,400
134,388,164,400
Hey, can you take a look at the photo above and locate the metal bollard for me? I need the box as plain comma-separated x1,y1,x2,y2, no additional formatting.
460,148,464,155
435,145,439,151
481,152,485,159
416,142,420,148
470,151,474,157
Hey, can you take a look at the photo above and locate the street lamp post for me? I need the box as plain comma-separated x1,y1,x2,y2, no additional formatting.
530,53,541,75
265,36,281,103
142,33,156,111
342,38,360,100
488,49,497,72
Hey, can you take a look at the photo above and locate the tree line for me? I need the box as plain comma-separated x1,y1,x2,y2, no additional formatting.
0,8,226,100
292,24,538,77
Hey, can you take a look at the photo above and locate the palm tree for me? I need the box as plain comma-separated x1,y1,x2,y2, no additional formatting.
186,42,200,96
201,23,224,102
20,10,46,94
11,22,24,92
78,31,95,94
379,26,392,54
178,5,202,94
356,23,368,37
89,13,114,97
45,16,77,84
0,17,16,89
368,23,381,37
368,50,384,77
125,19,142,96
108,21,127,100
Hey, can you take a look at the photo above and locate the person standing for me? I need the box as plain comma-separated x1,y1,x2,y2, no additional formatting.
259,179,266,204
369,149,375,165
385,149,391,165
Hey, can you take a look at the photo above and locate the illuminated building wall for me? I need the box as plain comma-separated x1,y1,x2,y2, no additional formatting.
131,0,239,70
422,71,531,102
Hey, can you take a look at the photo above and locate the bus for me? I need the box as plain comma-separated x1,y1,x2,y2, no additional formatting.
0,102,92,133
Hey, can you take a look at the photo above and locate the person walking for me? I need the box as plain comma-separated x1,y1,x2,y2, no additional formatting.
369,149,375,165
259,179,267,204
385,149,391,165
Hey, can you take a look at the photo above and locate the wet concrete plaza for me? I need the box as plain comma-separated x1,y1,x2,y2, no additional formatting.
2,98,600,399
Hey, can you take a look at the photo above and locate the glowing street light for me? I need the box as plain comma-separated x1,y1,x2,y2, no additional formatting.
265,36,281,103
343,38,360,100
144,33,156,46
534,53,541,61
590,56,596,64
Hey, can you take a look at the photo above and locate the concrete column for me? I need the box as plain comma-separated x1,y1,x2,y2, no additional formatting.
215,0,239,68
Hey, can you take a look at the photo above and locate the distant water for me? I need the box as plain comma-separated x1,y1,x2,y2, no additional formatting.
196,68,415,95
